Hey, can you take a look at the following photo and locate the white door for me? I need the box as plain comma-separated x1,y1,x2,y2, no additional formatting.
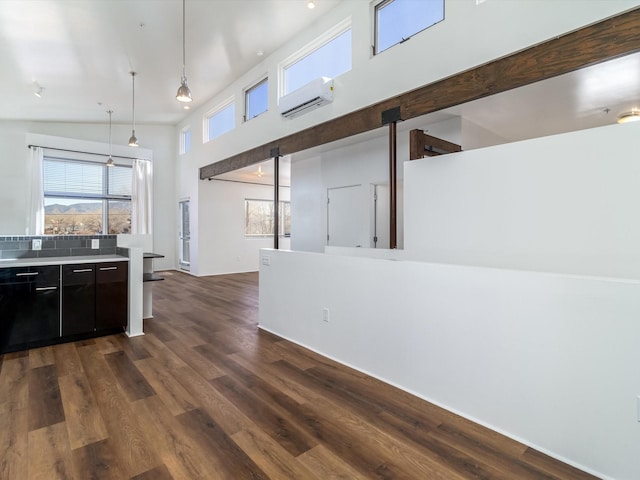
327,185,362,247
179,200,190,270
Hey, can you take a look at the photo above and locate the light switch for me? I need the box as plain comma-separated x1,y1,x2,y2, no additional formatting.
91,239,100,249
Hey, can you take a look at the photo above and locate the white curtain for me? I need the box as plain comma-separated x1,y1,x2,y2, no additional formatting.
131,159,152,234
26,146,44,235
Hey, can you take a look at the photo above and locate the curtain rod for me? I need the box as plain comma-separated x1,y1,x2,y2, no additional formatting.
28,144,143,161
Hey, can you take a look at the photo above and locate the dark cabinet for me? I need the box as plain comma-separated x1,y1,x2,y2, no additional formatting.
0,265,60,353
62,264,96,336
62,262,128,336
96,262,128,331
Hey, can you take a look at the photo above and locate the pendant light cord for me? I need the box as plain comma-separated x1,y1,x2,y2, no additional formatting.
182,0,186,81
108,110,113,157
131,72,136,130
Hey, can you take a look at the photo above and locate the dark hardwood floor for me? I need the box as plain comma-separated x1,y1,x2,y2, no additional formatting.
0,270,599,479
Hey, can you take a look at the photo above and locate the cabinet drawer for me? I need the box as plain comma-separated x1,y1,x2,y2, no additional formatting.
0,265,59,285
62,264,96,285
96,262,128,282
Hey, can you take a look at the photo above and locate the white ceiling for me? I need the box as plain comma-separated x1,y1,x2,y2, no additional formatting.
0,0,340,125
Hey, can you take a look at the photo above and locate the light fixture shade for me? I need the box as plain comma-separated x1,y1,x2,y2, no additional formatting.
106,109,114,167
177,0,193,103
617,111,640,124
129,71,140,146
176,80,193,103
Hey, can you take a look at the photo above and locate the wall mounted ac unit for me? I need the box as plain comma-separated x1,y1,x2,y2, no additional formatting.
279,77,334,119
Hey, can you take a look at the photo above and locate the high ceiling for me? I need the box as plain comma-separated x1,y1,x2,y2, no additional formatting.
0,0,340,125
0,0,638,143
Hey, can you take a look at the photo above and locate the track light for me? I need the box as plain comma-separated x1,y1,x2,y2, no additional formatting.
176,0,193,103
128,72,139,147
106,110,115,167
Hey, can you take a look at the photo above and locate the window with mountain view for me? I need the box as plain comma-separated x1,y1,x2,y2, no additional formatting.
43,158,132,235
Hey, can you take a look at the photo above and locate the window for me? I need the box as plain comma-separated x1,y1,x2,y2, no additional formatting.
245,78,268,121
180,126,191,154
245,199,291,237
43,158,132,235
205,99,235,142
375,0,444,54
281,19,352,95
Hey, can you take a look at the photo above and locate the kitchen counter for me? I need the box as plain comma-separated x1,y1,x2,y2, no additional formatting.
0,255,129,268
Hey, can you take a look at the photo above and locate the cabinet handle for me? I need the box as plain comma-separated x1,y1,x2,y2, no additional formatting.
72,268,93,273
99,266,118,271
16,272,38,277
35,286,58,291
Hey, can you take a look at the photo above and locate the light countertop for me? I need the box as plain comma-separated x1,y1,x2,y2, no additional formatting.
0,255,129,268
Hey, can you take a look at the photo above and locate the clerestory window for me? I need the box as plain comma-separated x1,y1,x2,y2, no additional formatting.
374,0,444,54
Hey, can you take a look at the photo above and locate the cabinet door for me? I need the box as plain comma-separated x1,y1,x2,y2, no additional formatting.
62,264,96,336
96,262,128,331
0,266,60,353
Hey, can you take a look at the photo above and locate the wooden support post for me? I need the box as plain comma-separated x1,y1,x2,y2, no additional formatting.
382,107,401,250
271,148,280,250
389,121,397,249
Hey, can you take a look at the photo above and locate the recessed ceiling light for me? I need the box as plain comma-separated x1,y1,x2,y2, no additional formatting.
183,105,190,110
307,1,315,9
256,50,264,57
617,110,640,124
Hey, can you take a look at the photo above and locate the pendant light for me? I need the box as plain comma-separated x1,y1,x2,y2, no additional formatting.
106,110,115,167
128,71,139,147
176,0,193,103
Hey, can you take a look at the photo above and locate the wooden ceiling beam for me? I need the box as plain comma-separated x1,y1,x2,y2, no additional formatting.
200,8,640,180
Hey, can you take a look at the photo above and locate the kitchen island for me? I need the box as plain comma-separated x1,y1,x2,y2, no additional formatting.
0,255,129,354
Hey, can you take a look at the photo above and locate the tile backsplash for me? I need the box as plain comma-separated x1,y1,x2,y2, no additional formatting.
0,235,117,259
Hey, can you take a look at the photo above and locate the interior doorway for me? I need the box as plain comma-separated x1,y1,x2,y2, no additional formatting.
179,199,190,271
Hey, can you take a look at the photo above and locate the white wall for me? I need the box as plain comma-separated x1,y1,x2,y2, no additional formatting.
195,179,290,276
0,121,177,270
259,248,640,480
176,0,638,167
290,155,324,253
405,122,640,279
0,124,30,232
176,0,638,273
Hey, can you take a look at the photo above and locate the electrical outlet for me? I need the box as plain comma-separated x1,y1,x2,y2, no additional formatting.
32,239,42,251
91,239,100,249
261,256,270,266
323,308,330,322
